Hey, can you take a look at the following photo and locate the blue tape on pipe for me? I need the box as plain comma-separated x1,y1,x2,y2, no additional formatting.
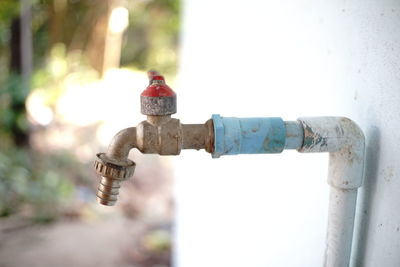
212,114,286,158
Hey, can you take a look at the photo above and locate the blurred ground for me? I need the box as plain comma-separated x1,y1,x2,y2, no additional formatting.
0,214,170,267
0,216,136,267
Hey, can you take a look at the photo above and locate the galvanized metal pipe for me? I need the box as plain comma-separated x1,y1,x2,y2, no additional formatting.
182,121,214,152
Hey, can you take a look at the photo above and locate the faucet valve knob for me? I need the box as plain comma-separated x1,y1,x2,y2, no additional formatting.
141,74,177,116
147,70,160,84
94,153,136,206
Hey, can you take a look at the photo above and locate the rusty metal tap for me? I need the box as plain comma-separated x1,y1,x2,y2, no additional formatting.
94,72,214,206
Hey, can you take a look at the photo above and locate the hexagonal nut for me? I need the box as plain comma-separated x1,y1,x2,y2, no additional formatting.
94,153,136,180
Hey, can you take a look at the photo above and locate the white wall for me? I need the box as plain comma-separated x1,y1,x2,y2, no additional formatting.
175,1,400,266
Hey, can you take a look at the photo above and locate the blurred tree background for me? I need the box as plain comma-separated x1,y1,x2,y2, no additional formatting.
0,1,179,266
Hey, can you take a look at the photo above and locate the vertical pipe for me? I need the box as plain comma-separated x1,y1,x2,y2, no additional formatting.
324,188,358,267
297,117,364,267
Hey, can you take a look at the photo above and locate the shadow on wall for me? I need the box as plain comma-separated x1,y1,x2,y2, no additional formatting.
353,125,381,266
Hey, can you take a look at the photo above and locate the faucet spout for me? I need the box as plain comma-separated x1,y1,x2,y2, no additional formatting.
106,127,137,161
95,118,214,206
93,127,138,206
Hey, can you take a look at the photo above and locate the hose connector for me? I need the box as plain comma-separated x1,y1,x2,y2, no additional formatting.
94,153,136,206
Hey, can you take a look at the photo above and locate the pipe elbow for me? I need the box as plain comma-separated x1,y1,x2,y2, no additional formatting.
106,127,137,162
297,117,365,189
328,118,365,189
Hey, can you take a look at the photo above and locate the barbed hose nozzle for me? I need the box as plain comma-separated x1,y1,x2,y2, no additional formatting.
94,153,136,206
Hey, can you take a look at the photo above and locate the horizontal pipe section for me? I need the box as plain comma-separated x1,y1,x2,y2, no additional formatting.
182,124,208,150
212,114,287,158
284,121,304,149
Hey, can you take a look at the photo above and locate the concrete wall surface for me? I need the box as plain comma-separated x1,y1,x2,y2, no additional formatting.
175,1,400,266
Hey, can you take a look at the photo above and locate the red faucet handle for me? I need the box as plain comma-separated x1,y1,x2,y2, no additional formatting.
141,75,177,115
141,76,176,97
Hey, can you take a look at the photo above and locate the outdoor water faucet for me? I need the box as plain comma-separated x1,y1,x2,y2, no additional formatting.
94,72,214,206
94,71,365,266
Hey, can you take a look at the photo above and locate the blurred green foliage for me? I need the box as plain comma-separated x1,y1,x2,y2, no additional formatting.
0,0,180,220
143,229,172,252
0,149,75,221
32,43,99,109
122,0,180,75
